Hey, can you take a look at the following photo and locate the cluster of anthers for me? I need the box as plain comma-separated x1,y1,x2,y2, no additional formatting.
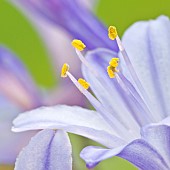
61,26,120,92
60,26,152,133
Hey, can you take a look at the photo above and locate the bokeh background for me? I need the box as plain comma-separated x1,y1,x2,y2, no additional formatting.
0,0,170,169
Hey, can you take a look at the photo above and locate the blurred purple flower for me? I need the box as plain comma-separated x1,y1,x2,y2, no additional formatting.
0,46,85,164
12,16,170,170
0,47,41,163
10,0,118,76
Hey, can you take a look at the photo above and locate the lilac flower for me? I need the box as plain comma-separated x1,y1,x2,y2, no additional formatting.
12,15,170,169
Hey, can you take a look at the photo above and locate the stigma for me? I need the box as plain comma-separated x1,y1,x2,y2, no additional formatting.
107,58,119,78
78,78,90,90
108,26,118,40
61,63,69,77
71,39,86,51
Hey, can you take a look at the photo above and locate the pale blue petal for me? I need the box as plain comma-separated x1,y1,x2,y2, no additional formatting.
142,125,170,167
121,15,170,120
12,105,125,148
80,139,169,170
15,129,72,170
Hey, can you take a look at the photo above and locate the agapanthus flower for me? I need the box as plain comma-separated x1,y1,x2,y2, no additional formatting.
12,15,170,169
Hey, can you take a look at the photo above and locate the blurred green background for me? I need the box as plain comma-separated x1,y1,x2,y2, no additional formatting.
0,0,170,169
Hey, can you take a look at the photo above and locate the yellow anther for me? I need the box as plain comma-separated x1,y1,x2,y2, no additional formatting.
61,63,69,78
78,78,90,90
108,26,118,40
107,58,119,78
71,39,86,51
109,58,119,67
107,66,116,78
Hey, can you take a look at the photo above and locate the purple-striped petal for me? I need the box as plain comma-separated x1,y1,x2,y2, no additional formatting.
15,129,72,170
80,139,169,170
0,46,41,109
121,15,170,120
11,0,118,51
141,125,170,167
12,105,126,148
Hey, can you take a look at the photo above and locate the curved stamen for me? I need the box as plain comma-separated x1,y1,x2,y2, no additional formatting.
72,40,99,77
108,26,151,106
71,42,140,134
106,56,154,123
61,64,133,140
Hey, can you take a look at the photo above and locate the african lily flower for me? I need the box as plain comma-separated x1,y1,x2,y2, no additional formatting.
12,15,170,169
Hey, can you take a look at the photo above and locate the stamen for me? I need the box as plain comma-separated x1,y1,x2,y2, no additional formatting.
108,26,151,107
71,39,98,76
117,36,152,105
108,26,118,40
65,68,132,139
78,78,90,90
71,39,86,51
61,63,69,77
